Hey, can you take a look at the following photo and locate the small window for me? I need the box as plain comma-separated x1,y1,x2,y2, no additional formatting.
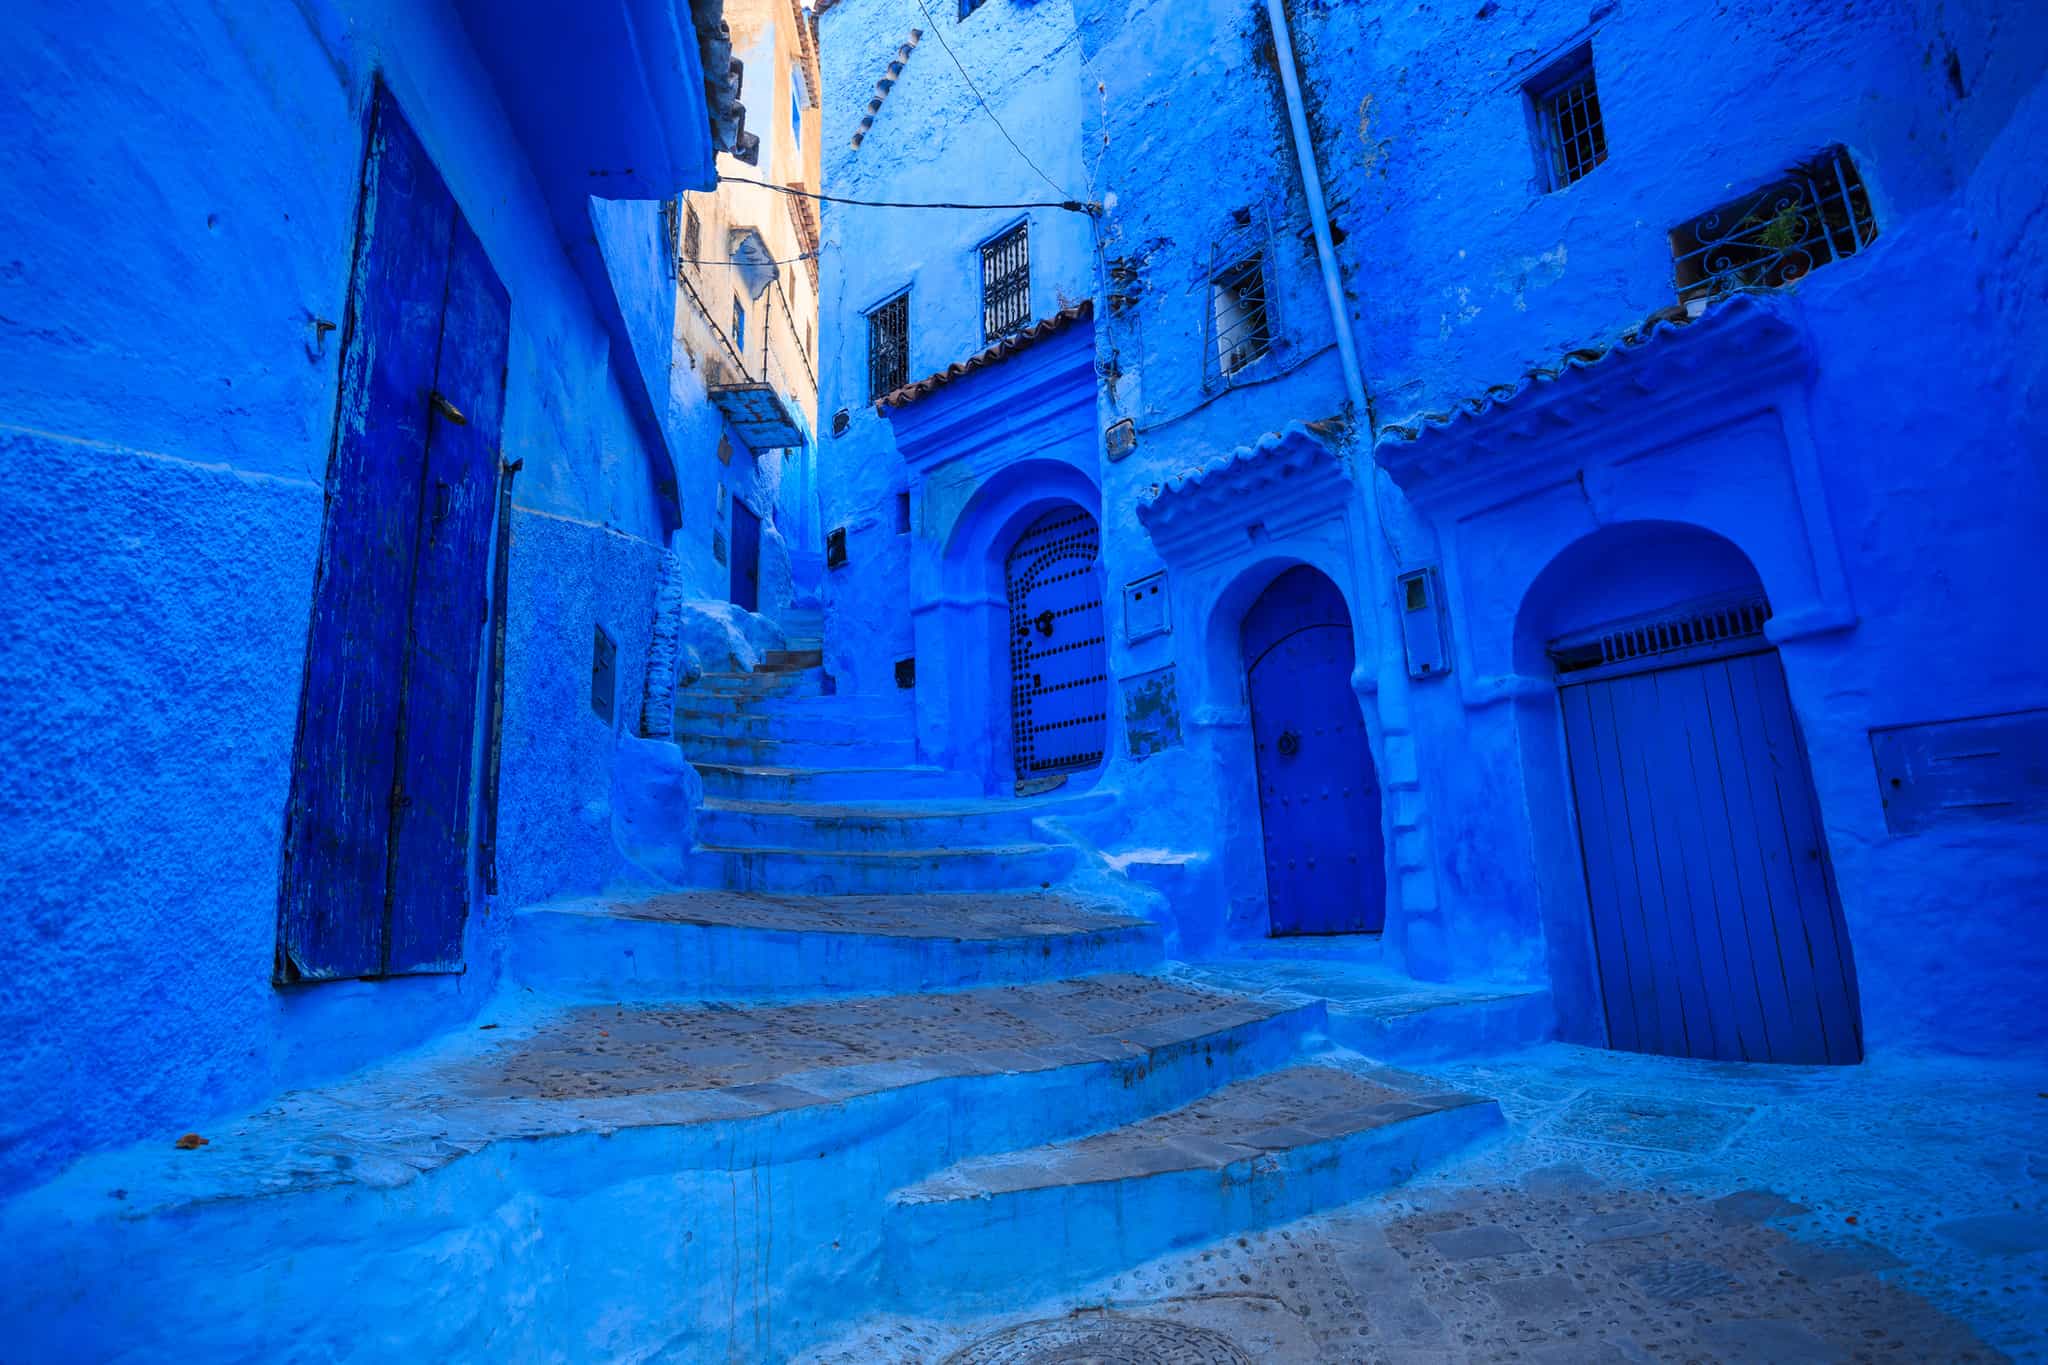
1531,47,1606,189
791,80,804,149
1670,146,1877,309
980,222,1031,340
1210,253,1271,378
959,0,989,17
682,202,701,264
896,490,912,534
867,291,910,400
826,526,848,568
733,297,747,353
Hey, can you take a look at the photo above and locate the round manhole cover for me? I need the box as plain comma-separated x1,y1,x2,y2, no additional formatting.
944,1315,1254,1365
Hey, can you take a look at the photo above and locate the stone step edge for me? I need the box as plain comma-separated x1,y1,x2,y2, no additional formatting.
891,1071,1494,1206
695,842,1065,861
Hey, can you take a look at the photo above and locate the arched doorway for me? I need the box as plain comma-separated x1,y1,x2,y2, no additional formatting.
1005,505,1107,783
1528,524,1862,1064
1241,566,1384,935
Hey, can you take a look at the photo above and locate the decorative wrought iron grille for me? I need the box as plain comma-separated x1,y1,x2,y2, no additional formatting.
980,223,1031,341
1210,252,1272,380
1548,593,1773,681
1670,147,1878,306
1537,58,1606,188
867,291,910,400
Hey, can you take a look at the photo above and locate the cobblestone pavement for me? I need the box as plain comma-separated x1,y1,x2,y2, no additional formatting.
598,888,1143,938
800,1044,2048,1364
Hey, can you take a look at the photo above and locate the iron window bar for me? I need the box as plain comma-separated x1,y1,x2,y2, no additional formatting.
1210,253,1273,382
1671,146,1878,308
867,290,910,400
1547,592,1773,683
1538,62,1606,189
981,222,1032,341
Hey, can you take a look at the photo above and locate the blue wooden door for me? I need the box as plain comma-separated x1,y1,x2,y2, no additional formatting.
730,498,761,612
278,87,507,981
1243,567,1385,935
1560,649,1862,1064
1006,506,1107,778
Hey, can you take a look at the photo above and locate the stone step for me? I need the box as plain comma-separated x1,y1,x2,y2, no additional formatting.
696,797,1042,853
673,689,912,722
694,761,984,803
510,890,1165,1000
690,841,1076,894
759,647,824,672
885,1062,1501,1304
672,705,915,746
685,669,826,699
674,729,919,769
1,976,1319,1362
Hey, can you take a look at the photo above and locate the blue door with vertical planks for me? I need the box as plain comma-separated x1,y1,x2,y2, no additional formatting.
1006,505,1108,780
1243,566,1385,935
730,498,761,612
1560,638,1862,1064
277,85,510,981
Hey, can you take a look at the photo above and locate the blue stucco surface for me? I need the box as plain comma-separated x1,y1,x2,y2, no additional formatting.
0,0,731,1194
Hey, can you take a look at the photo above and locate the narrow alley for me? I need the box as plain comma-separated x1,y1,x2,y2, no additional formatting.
0,0,2043,1362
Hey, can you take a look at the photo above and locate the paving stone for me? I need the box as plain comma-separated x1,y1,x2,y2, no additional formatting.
1572,1208,1667,1243
1695,1317,1844,1362
1624,1256,1743,1301
1363,1290,1445,1343
1545,1091,1753,1154
1483,1272,1585,1315
1426,1224,1532,1259
1933,1212,2048,1256
1519,1162,1601,1196
1709,1187,1808,1224
1771,1236,1907,1281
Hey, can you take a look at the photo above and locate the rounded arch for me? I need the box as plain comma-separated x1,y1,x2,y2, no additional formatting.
1197,552,1366,711
1514,520,1765,676
940,457,1101,601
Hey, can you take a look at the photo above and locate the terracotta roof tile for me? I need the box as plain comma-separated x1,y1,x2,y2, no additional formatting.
877,301,1094,410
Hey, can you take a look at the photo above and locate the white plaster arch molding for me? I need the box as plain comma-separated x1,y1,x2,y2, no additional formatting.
1375,294,1857,711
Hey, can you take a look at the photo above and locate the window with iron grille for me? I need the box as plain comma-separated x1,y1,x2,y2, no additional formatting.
980,223,1031,341
682,201,701,264
1670,146,1877,309
1531,47,1606,190
1210,252,1271,379
867,291,910,400
733,296,747,354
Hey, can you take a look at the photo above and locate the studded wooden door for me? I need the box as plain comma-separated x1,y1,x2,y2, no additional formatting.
1242,567,1385,935
1556,601,1862,1064
730,498,761,612
1006,506,1107,779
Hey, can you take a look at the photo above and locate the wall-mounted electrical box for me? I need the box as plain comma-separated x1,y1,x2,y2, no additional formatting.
1124,570,1170,643
1397,567,1451,679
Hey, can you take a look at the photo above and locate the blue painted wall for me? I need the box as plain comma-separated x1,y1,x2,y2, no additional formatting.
0,0,724,1192
817,0,2048,1053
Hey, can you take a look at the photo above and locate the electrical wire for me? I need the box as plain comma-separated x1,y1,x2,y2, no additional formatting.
717,176,1098,215
679,251,820,267
905,0,1071,200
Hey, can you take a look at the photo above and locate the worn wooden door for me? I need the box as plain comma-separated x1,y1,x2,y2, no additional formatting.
277,86,509,981
730,498,761,612
1243,567,1385,935
1560,648,1862,1064
1006,506,1107,779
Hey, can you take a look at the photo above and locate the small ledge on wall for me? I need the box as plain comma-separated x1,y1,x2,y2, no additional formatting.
1136,420,1353,571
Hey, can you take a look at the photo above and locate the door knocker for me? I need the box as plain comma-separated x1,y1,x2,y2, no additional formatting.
1034,609,1056,638
1277,729,1301,756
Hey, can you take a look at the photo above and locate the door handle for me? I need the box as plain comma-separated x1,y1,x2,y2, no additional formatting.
1277,729,1301,757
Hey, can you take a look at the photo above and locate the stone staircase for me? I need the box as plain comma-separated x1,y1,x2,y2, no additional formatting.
0,642,1521,1361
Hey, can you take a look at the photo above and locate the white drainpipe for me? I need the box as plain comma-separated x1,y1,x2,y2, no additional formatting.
1263,0,1438,937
